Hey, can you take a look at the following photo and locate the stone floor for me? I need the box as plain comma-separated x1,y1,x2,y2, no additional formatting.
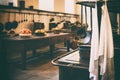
7,43,73,80
9,56,59,80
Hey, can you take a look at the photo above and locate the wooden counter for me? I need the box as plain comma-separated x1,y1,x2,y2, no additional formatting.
1,33,73,69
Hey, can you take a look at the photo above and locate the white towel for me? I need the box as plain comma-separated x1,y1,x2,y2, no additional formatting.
89,2,114,80
89,3,99,80
99,3,114,80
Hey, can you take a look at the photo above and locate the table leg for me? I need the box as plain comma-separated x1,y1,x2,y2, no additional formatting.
64,41,66,47
21,47,27,70
32,49,36,57
49,44,55,58
66,40,70,52
1,42,9,80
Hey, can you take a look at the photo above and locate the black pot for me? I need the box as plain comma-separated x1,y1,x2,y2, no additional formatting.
33,22,45,32
19,1,25,8
78,44,91,60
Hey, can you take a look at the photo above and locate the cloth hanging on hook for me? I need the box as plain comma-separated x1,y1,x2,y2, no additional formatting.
89,2,99,80
98,2,114,80
89,1,114,80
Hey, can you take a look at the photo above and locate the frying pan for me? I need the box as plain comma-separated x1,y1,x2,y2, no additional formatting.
5,12,13,30
12,13,18,29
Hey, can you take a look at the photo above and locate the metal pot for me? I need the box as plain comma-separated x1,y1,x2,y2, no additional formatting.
78,44,91,60
33,22,45,32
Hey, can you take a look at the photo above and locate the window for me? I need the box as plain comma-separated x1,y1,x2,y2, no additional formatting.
39,0,54,11
65,0,75,13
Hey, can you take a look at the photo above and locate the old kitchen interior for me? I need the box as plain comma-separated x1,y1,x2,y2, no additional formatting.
0,0,120,80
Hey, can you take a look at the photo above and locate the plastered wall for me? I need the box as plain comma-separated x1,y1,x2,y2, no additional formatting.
0,0,79,33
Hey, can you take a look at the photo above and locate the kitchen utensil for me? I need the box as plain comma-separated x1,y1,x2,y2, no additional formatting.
85,6,87,26
81,5,83,24
12,13,18,29
21,13,24,23
32,14,34,22
18,12,21,23
24,13,28,22
5,12,13,30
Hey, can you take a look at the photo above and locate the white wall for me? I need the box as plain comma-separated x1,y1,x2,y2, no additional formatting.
65,0,75,14
0,0,79,31
54,0,65,12
39,0,54,11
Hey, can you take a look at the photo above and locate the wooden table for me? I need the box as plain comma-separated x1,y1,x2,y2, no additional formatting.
1,33,73,69
52,49,89,80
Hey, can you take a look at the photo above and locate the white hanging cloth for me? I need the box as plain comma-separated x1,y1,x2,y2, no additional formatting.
89,1,114,80
99,2,114,80
89,3,99,80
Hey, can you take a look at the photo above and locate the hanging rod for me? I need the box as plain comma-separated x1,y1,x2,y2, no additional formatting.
76,1,120,13
0,5,79,16
0,10,73,18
